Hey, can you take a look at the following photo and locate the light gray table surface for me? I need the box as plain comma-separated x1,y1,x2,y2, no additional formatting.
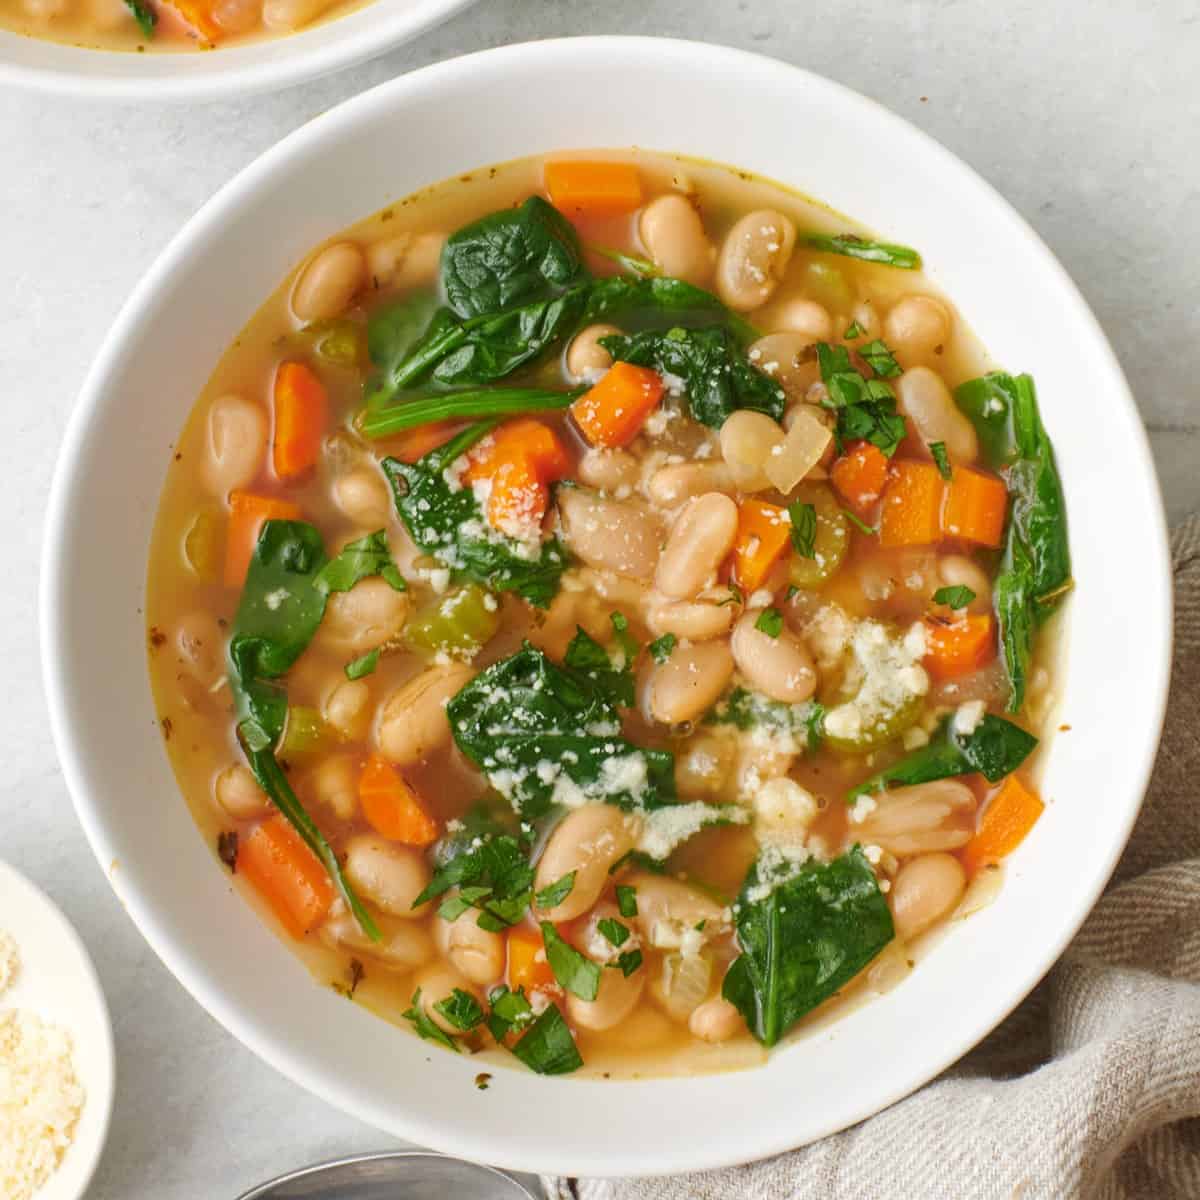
2,2,1197,1196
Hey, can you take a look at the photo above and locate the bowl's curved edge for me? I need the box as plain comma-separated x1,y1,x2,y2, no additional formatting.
38,35,1176,1178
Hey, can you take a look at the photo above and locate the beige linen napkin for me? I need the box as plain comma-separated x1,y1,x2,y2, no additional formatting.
548,516,1200,1200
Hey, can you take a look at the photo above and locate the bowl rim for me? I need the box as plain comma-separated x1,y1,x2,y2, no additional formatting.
39,35,1174,1177
0,0,475,102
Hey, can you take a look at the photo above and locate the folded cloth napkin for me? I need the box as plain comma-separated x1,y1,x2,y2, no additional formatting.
548,516,1200,1200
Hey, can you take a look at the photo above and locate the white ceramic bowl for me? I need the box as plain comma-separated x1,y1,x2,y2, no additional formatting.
0,0,474,101
40,37,1172,1177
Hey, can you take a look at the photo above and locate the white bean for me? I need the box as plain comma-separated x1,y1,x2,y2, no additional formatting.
626,873,726,944
290,242,365,321
748,332,821,402
852,780,976,857
534,805,638,922
644,593,735,642
364,232,446,291
323,678,371,742
655,493,739,600
376,664,476,766
731,611,817,703
936,555,992,613
639,194,715,286
884,295,952,365
715,209,797,311
344,835,431,918
896,367,978,464
322,912,433,972
674,732,735,798
557,489,661,580
307,753,357,820
214,763,271,820
644,640,734,726
578,447,639,493
890,852,967,940
771,298,833,343
718,409,785,492
202,393,267,499
321,576,409,655
645,462,735,507
332,468,391,529
568,959,645,1032
434,904,505,986
688,994,743,1043
565,323,620,382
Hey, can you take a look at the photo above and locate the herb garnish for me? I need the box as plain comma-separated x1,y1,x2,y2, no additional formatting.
843,318,865,339
754,608,784,638
614,949,644,977
403,989,460,1052
540,921,601,1000
413,833,534,932
841,507,879,537
344,649,379,680
434,988,486,1032
788,501,817,559
314,530,406,594
802,233,922,270
125,0,156,36
933,585,976,610
815,342,907,458
534,872,576,911
929,441,952,480
511,1003,584,1075
597,918,631,948
649,633,678,663
857,339,902,379
615,884,638,917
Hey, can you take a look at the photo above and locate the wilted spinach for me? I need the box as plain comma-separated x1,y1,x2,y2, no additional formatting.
381,422,570,608
600,325,785,428
706,687,824,748
723,847,894,1046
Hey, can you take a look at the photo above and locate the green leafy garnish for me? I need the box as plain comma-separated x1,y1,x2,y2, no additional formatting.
816,342,907,458
226,520,378,941
723,847,894,1046
847,714,1038,801
413,833,534,932
361,386,578,439
124,0,155,36
442,196,586,319
615,949,644,977
511,1002,584,1075
649,633,677,664
403,989,459,1052
434,988,486,1032
788,501,817,559
447,643,675,820
362,293,441,409
563,624,636,708
719,584,744,607
601,325,785,428
540,921,601,1000
534,872,576,911
841,507,879,537
933,585,976,610
382,422,569,609
755,608,784,638
588,245,658,277
597,917,630,947
344,649,379,680
843,318,865,339
857,339,902,379
706,688,823,748
581,275,756,345
930,441,952,480
954,371,1021,469
615,885,638,918
803,233,921,270
314,530,406,594
486,985,535,1042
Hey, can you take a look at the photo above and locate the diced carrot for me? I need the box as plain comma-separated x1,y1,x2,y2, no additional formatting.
162,0,221,40
506,924,560,997
961,774,1045,874
462,419,570,538
879,460,945,548
237,815,334,940
830,441,889,514
571,362,665,449
544,161,644,217
942,465,1008,548
731,498,792,592
273,362,327,480
388,419,466,464
358,753,439,847
224,490,303,589
464,418,571,485
923,613,997,680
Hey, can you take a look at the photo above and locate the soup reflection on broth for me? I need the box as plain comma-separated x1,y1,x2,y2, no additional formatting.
146,151,1070,1079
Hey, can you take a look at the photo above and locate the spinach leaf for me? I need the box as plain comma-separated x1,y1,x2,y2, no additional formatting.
582,275,756,345
847,714,1038,801
511,1002,583,1075
411,831,534,931
706,687,823,747
992,375,1071,711
227,520,378,940
954,371,1020,468
723,847,894,1046
601,325,785,428
562,622,636,708
442,196,586,319
125,0,155,36
360,386,578,440
815,342,907,457
381,422,569,608
363,293,442,409
314,530,406,594
447,643,675,820
802,233,921,270
789,501,817,559
540,921,601,1000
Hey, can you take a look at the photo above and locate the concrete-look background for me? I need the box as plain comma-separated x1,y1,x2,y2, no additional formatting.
1,2,1196,1195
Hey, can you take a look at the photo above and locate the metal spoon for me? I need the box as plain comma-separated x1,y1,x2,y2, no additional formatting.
235,1150,544,1199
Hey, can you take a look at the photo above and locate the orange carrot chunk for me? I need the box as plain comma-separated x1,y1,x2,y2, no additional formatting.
238,815,334,940
879,460,945,548
388,419,467,464
544,161,644,217
358,753,439,847
463,418,571,537
506,924,560,996
465,418,572,484
942,465,1008,548
961,774,1045,875
830,441,889,514
923,613,997,680
162,0,222,40
273,361,328,480
732,498,792,592
224,490,303,589
571,362,665,449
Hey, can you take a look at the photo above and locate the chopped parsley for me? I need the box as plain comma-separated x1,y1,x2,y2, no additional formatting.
344,648,379,680
403,989,459,1052
534,871,576,910
486,985,535,1042
858,338,902,379
841,507,879,537
788,501,817,559
511,1003,584,1075
718,584,744,607
434,988,486,1032
933,584,977,610
540,921,601,1000
414,834,534,932
614,949,644,977
843,318,865,339
930,441,952,480
597,917,631,947
615,884,638,917
754,608,784,638
649,633,678,663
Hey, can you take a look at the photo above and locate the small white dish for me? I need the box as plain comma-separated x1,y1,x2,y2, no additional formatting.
0,859,115,1200
0,0,476,102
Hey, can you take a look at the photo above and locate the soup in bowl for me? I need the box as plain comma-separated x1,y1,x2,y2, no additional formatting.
43,40,1170,1175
